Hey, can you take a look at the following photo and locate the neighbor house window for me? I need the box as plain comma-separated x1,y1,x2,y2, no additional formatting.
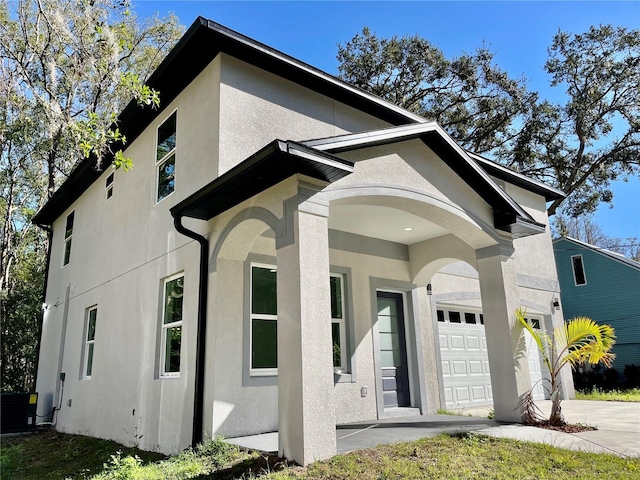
63,211,74,266
83,307,97,379
156,111,176,202
105,172,114,200
571,255,587,286
330,274,347,371
161,274,183,376
250,265,278,374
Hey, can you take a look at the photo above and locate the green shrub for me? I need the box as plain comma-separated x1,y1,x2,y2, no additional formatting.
0,445,25,480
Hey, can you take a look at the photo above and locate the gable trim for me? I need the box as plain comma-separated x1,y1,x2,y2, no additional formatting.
304,123,546,238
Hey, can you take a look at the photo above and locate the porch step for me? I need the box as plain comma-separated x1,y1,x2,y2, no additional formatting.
384,407,421,419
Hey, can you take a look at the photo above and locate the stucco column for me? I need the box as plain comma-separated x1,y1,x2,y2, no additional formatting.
276,202,336,465
476,244,531,422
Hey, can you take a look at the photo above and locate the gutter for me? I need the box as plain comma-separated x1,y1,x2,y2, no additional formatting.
173,214,208,447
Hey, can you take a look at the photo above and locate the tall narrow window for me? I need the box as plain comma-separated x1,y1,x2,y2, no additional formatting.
571,255,587,286
63,211,74,266
83,307,97,379
330,274,347,371
156,112,176,202
161,275,183,376
250,265,278,374
105,172,114,200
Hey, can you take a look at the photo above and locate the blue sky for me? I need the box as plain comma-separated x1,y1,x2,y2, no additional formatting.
134,1,640,239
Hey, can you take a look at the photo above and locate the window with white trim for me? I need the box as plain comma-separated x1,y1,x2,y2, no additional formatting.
105,172,114,200
249,265,349,375
161,274,183,376
156,112,176,203
83,306,97,379
250,264,278,375
63,211,74,266
571,254,587,286
330,273,347,372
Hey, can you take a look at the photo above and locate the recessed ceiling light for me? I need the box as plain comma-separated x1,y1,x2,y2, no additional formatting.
404,227,413,231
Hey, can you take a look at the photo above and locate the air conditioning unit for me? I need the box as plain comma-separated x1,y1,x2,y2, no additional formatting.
1,393,38,434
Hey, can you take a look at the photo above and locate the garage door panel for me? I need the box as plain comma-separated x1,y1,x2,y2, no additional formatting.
468,360,483,375
455,387,470,402
466,336,481,350
452,361,467,375
471,385,487,401
450,335,465,349
438,307,545,408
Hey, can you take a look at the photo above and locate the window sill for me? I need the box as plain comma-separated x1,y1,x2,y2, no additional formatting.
334,372,353,383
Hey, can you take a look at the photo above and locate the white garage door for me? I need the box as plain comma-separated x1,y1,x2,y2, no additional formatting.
437,307,546,408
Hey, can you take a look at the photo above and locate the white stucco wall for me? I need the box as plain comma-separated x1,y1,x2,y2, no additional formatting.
36,58,222,453
217,54,390,173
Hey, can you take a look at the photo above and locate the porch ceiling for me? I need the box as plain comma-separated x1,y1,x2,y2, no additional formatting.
329,205,448,245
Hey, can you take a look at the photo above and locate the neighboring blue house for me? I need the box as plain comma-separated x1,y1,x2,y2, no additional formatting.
553,237,640,372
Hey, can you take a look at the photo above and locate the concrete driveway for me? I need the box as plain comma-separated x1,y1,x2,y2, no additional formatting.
462,399,640,458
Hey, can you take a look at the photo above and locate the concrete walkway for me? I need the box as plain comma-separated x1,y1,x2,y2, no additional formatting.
468,400,640,458
227,400,640,458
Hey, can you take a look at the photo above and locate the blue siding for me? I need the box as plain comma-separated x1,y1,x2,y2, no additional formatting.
554,238,640,371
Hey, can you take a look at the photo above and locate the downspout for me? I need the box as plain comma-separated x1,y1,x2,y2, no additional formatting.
173,214,208,447
34,225,54,392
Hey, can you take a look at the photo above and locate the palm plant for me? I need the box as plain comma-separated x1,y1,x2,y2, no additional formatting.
516,308,615,425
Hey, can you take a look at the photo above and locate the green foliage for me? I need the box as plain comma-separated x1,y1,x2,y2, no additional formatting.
338,25,640,217
0,445,25,480
516,308,616,425
338,27,535,155
5,431,640,480
0,431,166,479
0,0,182,392
576,387,640,402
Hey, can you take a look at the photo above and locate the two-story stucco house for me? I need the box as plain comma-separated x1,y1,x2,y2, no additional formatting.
33,18,574,465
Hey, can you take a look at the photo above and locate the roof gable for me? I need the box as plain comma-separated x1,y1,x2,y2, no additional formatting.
304,123,546,238
553,237,640,270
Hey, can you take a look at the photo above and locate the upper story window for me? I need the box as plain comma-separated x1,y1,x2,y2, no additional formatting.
105,172,114,200
63,211,74,266
83,306,97,379
161,274,183,377
156,112,176,203
571,254,587,286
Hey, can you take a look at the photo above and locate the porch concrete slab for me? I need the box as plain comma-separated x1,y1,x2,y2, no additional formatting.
226,432,278,453
336,414,499,454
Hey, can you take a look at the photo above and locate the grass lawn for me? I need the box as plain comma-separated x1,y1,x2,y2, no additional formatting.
1,430,639,479
576,387,640,402
0,430,165,479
